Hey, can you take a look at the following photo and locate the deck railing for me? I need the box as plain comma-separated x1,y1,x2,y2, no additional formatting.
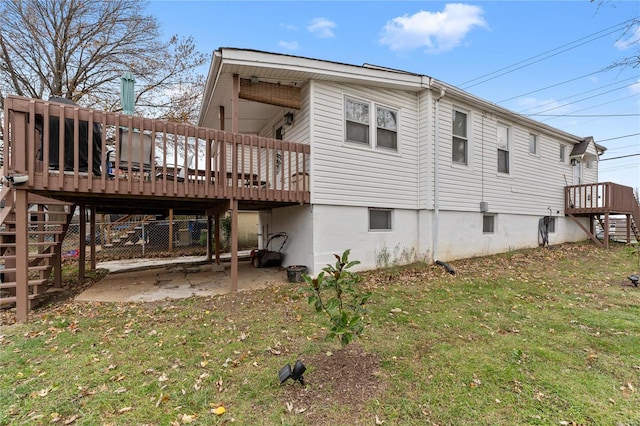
565,182,638,215
3,95,310,204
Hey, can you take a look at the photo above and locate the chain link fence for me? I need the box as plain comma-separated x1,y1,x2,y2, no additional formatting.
62,216,233,263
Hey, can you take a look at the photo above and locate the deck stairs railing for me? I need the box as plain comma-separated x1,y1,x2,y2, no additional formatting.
0,186,74,308
565,182,640,243
104,214,158,247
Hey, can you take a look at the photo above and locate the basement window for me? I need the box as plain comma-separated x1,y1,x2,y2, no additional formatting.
369,208,392,231
483,214,495,234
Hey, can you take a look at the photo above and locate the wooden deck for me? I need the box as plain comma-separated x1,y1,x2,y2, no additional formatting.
1,95,310,322
565,182,640,247
3,95,310,212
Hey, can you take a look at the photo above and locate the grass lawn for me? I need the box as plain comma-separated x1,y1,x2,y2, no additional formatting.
1,242,639,425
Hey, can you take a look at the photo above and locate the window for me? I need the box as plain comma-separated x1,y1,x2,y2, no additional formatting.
497,123,510,174
345,97,370,145
529,133,538,155
452,109,468,165
345,97,398,150
547,217,556,233
376,106,397,149
369,208,392,231
559,145,566,163
483,214,495,234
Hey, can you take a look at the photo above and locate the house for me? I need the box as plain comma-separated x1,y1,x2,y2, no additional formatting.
2,48,638,322
198,48,635,273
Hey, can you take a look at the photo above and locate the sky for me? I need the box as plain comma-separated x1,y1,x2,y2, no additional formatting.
148,0,640,191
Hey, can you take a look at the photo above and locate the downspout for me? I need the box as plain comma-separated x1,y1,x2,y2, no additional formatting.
432,83,446,261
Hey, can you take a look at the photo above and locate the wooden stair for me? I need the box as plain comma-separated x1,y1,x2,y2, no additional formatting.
0,187,74,311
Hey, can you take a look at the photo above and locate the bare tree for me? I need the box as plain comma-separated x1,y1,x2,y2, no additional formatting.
0,0,206,120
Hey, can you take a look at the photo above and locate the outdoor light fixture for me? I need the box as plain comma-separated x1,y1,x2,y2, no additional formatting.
284,111,294,126
278,360,306,385
250,75,259,84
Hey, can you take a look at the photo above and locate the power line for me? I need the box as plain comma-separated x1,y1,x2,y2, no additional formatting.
598,133,640,142
599,153,640,161
530,94,640,121
497,68,614,103
516,77,639,114
527,113,640,117
458,18,636,90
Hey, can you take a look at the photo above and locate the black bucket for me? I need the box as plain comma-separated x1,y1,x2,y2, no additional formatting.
286,265,307,283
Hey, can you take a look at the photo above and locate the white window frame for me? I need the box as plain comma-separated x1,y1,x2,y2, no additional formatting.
344,95,399,151
483,214,495,234
369,208,393,231
497,122,511,175
452,108,469,165
529,133,539,156
559,144,567,163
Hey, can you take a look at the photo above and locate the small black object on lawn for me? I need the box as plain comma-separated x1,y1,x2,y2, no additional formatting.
628,275,639,287
278,360,306,386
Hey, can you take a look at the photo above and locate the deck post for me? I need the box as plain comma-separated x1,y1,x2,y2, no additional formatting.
215,213,221,265
230,199,238,292
90,206,96,271
169,208,174,252
206,215,213,262
78,204,86,282
15,188,29,323
603,212,610,249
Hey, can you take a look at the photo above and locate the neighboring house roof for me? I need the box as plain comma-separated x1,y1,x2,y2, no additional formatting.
570,137,606,161
198,47,599,148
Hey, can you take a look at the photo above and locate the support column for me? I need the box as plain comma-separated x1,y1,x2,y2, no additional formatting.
206,215,213,262
215,213,221,265
78,204,86,283
603,212,610,249
90,206,96,271
169,208,174,252
15,188,29,323
230,199,238,292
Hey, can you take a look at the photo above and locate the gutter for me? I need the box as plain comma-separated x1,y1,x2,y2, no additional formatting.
431,80,446,261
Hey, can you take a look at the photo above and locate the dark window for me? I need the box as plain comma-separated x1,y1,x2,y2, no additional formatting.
369,208,392,231
483,214,495,234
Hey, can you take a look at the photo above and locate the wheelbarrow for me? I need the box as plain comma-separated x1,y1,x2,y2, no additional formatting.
250,232,288,268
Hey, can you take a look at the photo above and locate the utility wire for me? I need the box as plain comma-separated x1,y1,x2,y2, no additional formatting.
458,18,636,89
517,77,639,114
521,84,637,115
497,68,615,103
599,153,640,161
598,133,640,142
529,113,640,117
529,94,640,120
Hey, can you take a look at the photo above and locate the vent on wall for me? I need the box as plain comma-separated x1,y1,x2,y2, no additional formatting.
480,202,489,212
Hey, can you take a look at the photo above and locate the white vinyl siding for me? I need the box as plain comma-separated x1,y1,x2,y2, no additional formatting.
436,97,579,216
312,81,419,208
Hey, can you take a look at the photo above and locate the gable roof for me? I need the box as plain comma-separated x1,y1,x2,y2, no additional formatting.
198,47,601,147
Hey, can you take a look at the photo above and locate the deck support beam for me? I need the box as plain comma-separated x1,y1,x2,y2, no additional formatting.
15,188,29,323
90,206,96,271
567,213,603,248
79,204,86,282
230,199,238,292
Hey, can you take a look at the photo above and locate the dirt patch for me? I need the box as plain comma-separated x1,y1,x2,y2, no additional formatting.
278,345,384,425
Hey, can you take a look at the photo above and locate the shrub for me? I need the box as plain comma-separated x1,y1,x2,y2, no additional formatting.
300,249,371,347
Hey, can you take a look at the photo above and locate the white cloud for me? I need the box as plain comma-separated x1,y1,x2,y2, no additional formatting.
379,3,488,53
614,23,640,50
278,40,299,51
307,17,336,38
629,79,640,94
